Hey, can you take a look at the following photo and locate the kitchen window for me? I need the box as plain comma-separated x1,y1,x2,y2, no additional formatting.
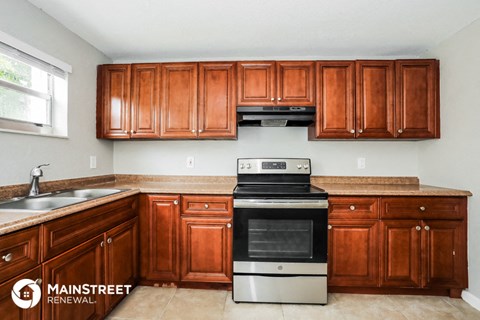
0,34,71,137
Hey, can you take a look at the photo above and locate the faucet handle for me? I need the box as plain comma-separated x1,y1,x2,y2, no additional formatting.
30,163,50,177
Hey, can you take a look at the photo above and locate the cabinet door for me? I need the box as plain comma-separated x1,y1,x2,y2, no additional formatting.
198,62,237,139
276,61,315,106
310,61,355,139
356,61,395,138
97,64,131,139
180,217,232,283
140,195,180,282
380,220,421,287
422,220,467,288
395,60,439,138
0,266,41,320
105,218,138,311
160,63,198,138
328,220,379,287
43,235,105,320
130,64,161,138
237,61,276,106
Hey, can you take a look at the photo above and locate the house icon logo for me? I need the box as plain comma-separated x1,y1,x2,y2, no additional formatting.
11,279,41,309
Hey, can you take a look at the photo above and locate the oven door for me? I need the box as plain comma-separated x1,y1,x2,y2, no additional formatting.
233,199,328,264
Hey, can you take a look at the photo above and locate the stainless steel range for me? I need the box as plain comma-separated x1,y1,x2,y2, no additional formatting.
232,158,329,304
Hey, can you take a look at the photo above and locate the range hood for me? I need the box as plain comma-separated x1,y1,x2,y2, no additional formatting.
237,106,316,127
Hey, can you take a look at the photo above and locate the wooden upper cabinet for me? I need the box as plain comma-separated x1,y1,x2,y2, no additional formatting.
309,61,355,139
276,61,315,105
97,64,131,139
237,61,315,106
160,63,198,138
356,61,395,138
130,64,161,138
395,60,440,138
237,61,276,106
198,62,237,139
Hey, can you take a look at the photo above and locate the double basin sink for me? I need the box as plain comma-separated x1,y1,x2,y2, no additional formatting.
0,188,124,213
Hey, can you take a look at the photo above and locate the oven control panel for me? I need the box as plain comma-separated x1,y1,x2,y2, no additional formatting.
237,158,311,174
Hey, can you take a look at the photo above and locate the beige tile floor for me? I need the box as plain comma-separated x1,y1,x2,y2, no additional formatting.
107,286,480,320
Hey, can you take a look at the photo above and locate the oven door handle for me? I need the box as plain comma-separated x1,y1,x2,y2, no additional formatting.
233,199,328,209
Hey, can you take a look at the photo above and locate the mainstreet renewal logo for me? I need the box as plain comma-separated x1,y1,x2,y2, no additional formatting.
11,279,41,309
11,279,132,307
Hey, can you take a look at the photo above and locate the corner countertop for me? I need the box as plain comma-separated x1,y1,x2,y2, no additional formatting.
0,175,471,236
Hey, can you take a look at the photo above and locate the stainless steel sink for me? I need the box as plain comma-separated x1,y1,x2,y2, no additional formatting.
52,188,123,199
0,196,88,211
0,188,124,213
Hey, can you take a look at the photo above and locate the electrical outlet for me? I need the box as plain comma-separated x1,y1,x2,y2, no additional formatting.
90,156,97,169
357,157,366,169
186,156,195,168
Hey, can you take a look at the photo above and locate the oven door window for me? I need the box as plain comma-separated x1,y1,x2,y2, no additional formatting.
248,219,312,259
233,208,327,263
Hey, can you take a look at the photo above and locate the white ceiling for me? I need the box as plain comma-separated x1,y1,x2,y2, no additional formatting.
27,0,480,62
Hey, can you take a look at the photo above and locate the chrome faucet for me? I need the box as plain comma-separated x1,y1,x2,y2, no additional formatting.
28,164,50,196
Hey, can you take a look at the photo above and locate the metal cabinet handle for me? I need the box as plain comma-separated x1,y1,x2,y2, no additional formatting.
328,225,332,230
349,205,356,211
350,129,355,134
419,206,426,212
107,238,112,244
100,241,105,247
398,129,403,134
271,97,275,101
204,203,209,209
174,200,179,205
358,129,363,134
2,253,12,262
277,97,282,101
227,223,232,228
199,129,203,133
35,278,42,285
416,226,421,231
191,130,196,133
424,226,430,231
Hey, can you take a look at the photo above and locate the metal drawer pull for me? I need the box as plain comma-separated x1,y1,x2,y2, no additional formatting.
204,203,209,209
35,278,42,285
349,205,356,211
2,253,12,262
107,238,112,244
416,226,421,231
328,225,332,230
174,200,179,205
424,226,430,231
271,97,275,101
100,241,105,247
350,129,355,134
419,206,426,211
398,129,403,134
227,223,232,228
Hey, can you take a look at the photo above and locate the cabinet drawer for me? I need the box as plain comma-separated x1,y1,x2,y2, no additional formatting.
381,197,466,220
42,196,137,261
0,227,40,283
329,197,379,219
181,195,232,217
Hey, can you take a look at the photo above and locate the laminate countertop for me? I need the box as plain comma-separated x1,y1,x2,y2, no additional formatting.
0,175,471,236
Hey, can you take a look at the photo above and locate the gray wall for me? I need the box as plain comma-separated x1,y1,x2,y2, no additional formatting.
0,0,113,186
114,127,419,176
419,18,480,303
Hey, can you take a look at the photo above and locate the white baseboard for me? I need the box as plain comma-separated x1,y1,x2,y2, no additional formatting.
462,290,480,311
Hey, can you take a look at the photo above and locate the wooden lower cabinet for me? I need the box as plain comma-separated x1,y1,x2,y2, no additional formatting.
380,219,467,289
42,235,105,320
105,218,138,311
328,220,379,287
0,266,42,320
380,220,421,287
140,195,180,282
180,217,232,283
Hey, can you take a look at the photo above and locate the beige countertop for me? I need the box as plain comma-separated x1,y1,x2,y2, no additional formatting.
0,175,471,236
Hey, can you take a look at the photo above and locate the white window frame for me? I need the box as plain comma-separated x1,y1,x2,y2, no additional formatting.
0,31,72,138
